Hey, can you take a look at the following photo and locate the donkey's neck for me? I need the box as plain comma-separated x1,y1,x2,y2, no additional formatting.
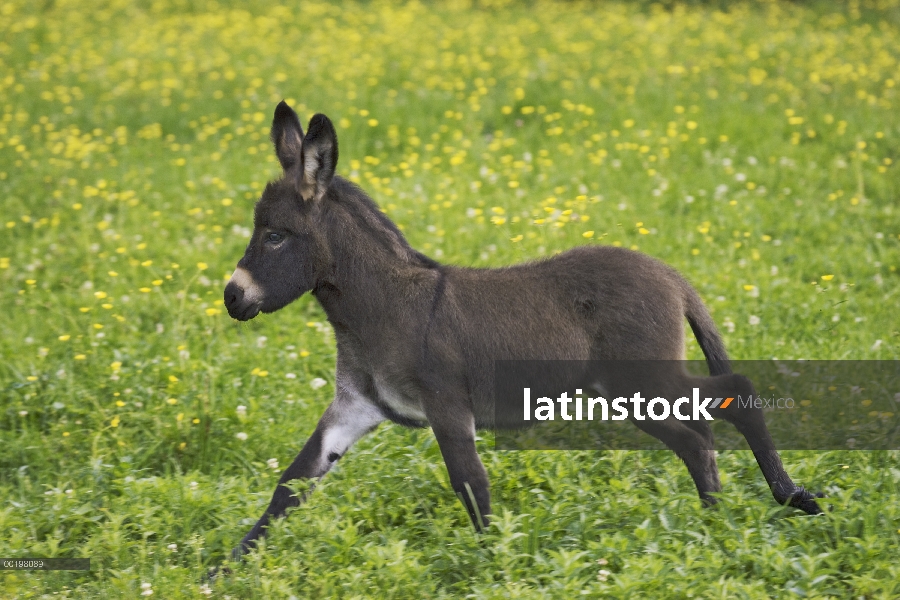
311,178,440,330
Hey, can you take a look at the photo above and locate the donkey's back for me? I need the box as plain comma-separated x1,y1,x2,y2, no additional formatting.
441,244,692,362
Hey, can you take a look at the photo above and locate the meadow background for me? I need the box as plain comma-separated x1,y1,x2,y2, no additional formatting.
2,0,900,597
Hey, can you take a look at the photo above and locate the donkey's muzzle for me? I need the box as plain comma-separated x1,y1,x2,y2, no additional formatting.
224,280,260,321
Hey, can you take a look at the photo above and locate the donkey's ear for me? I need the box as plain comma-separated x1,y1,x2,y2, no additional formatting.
299,114,338,203
271,100,304,172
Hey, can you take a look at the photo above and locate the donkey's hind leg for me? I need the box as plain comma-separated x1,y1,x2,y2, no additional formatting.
602,365,722,506
712,374,823,514
630,417,722,506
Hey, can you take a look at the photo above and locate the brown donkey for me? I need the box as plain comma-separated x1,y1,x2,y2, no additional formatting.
222,101,822,562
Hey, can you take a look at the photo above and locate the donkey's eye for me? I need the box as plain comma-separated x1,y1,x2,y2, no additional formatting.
266,232,284,244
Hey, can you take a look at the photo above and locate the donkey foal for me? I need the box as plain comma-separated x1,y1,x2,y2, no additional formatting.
222,101,822,562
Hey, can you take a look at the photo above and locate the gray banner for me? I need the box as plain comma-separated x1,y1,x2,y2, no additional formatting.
493,361,900,450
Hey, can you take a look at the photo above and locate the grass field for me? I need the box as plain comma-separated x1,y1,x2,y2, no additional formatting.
2,0,900,597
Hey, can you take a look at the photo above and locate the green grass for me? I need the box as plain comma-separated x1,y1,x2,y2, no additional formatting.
2,0,900,597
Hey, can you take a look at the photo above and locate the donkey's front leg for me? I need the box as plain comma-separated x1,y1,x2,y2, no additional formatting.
429,410,491,531
231,386,385,560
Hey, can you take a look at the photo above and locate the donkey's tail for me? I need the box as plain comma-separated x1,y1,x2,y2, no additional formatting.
682,282,732,376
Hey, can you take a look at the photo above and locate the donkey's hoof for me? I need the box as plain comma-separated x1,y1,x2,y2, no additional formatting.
700,493,721,509
204,565,231,583
793,497,824,515
785,487,824,515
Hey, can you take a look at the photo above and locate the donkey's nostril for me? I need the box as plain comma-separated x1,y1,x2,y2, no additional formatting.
224,282,245,309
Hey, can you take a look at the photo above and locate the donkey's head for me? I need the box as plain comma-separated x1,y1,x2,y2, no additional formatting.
224,101,338,321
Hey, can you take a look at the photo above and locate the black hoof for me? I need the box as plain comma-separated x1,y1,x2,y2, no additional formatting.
203,565,231,583
782,486,824,515
700,493,720,508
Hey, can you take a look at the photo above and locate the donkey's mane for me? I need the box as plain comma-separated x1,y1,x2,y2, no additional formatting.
326,176,441,270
